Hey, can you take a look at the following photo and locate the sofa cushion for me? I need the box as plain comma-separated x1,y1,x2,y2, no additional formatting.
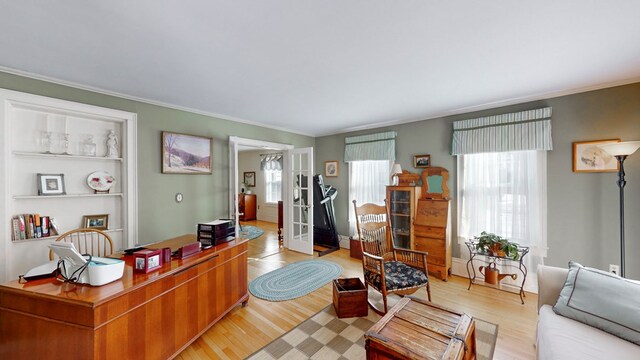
538,305,640,360
553,261,640,345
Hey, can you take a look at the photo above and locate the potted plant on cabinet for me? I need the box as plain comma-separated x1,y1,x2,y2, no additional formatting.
473,231,520,260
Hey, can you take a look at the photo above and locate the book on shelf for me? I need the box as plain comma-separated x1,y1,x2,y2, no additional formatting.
42,216,49,237
18,215,26,239
28,215,34,239
49,217,60,236
11,217,20,241
34,214,42,238
11,213,58,240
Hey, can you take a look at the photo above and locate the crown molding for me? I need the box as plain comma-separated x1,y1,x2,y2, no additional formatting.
322,77,640,137
0,66,315,138
2,65,638,139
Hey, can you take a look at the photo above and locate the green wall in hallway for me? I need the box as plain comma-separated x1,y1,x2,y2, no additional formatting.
0,71,315,244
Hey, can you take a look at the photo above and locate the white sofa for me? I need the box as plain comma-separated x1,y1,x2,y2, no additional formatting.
536,265,640,360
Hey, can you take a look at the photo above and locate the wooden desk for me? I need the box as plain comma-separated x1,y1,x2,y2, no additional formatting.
0,235,249,360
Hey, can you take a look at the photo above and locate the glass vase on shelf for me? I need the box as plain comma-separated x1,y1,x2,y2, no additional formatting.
41,131,53,154
83,135,97,156
62,133,72,155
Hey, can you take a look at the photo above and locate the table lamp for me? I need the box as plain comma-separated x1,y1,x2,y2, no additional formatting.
391,163,402,185
600,140,640,278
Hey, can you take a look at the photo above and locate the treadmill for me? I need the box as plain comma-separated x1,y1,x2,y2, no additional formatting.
312,174,340,256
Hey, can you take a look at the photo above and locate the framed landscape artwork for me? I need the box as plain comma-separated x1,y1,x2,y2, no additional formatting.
325,160,339,177
413,154,431,168
162,131,213,174
573,139,620,172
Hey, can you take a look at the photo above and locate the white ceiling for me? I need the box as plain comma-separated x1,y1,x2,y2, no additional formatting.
1,1,639,136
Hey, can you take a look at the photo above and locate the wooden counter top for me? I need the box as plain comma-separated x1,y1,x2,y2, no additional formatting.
0,235,247,307
0,235,249,360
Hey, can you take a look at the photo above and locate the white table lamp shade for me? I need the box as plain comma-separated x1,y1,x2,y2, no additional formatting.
391,163,402,175
600,141,640,156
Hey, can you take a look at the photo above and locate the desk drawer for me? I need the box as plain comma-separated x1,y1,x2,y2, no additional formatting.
414,225,445,239
415,237,445,265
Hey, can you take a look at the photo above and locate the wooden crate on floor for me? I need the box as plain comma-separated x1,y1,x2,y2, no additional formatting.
333,278,368,318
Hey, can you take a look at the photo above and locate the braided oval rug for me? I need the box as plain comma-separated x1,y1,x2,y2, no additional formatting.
249,259,343,301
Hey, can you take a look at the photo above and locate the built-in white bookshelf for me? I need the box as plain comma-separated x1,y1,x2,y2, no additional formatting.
0,89,138,281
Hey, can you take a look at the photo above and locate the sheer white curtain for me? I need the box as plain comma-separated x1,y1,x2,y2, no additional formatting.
348,160,391,236
457,150,547,290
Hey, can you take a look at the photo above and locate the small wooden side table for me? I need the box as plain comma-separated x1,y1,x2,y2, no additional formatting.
365,297,476,360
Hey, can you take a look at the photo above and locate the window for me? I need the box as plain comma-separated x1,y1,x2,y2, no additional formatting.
457,150,547,286
348,160,391,235
264,168,281,203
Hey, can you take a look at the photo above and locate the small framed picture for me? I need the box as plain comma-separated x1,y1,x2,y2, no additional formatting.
82,214,109,230
244,171,256,187
133,249,164,273
325,161,339,177
37,173,66,196
413,154,431,168
573,139,620,172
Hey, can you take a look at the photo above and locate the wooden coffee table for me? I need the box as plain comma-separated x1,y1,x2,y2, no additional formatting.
365,297,476,360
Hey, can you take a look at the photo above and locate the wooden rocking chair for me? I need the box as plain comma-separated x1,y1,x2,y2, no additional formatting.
353,200,431,314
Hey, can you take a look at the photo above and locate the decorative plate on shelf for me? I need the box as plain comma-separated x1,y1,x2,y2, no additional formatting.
87,171,116,192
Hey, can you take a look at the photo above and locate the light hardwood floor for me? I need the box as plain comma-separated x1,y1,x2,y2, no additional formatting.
177,220,538,359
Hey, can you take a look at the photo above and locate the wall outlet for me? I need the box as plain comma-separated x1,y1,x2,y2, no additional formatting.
609,264,620,275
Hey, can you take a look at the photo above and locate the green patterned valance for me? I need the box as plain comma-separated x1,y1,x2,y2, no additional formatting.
452,107,553,155
344,131,397,161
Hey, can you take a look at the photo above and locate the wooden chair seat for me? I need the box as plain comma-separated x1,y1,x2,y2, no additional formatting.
364,261,429,292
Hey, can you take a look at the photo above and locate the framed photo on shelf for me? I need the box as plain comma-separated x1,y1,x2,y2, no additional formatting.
83,214,109,230
161,131,213,174
573,139,620,172
325,161,339,177
413,154,431,168
37,173,66,196
244,171,256,187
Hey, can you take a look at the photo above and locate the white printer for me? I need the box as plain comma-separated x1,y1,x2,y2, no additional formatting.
49,242,125,286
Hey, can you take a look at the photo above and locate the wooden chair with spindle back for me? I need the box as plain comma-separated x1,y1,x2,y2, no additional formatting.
49,228,114,260
353,200,431,314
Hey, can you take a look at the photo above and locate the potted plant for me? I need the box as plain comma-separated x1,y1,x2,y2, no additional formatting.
473,231,520,260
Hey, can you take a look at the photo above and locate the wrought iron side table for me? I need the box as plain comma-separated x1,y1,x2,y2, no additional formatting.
465,241,530,304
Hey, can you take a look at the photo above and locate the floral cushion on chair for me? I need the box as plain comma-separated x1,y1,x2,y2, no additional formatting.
365,261,428,292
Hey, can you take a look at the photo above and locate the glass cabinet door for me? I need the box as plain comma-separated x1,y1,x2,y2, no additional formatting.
388,189,411,248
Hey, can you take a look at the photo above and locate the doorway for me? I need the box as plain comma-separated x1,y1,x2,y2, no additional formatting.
229,137,293,258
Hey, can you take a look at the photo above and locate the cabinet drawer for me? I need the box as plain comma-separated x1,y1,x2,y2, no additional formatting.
414,225,445,239
415,237,446,259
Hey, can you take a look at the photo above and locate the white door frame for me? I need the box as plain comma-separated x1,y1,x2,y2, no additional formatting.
228,136,293,241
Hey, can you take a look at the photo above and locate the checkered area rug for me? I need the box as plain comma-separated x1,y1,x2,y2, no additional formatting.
247,305,379,360
247,300,498,360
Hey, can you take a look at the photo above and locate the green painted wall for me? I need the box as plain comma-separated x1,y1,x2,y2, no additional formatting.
3,70,639,278
316,82,640,278
0,71,315,244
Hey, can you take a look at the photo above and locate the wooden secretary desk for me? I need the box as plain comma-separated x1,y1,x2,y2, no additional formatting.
413,167,452,281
